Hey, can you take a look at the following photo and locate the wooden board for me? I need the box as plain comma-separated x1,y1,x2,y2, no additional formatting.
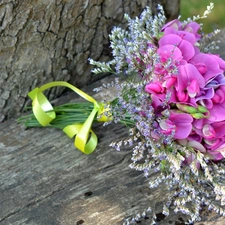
1,29,225,225
0,94,224,225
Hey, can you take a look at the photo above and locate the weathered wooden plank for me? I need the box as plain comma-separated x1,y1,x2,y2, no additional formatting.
0,118,170,225
0,100,224,225
1,30,225,225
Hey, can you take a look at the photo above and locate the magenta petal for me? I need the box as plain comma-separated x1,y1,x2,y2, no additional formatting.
169,111,193,139
193,118,210,130
184,21,200,34
187,79,199,97
208,102,225,121
164,76,177,89
190,53,223,81
213,122,225,137
163,27,177,35
177,30,196,44
195,63,207,74
151,94,162,110
159,34,182,47
177,63,205,92
178,39,195,61
210,54,225,70
183,21,201,40
212,89,225,103
161,19,182,31
145,82,164,93
157,45,183,62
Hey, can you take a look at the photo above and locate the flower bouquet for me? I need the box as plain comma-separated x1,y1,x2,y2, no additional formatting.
19,3,225,224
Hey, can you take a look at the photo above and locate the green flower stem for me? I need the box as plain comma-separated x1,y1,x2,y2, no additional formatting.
18,101,134,129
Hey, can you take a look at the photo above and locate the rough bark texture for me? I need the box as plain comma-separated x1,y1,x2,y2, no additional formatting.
0,0,180,122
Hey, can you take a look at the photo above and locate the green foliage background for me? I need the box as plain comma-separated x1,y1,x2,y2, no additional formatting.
180,0,225,33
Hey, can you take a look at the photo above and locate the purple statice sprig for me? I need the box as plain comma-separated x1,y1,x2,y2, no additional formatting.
180,2,221,53
125,138,225,224
90,5,166,77
181,2,214,25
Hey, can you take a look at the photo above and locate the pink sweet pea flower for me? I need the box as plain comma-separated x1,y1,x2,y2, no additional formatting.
206,86,225,121
183,21,201,40
162,19,201,41
159,110,193,139
145,82,164,93
159,34,195,61
161,19,182,31
190,53,224,81
207,143,225,161
175,63,205,104
157,45,183,63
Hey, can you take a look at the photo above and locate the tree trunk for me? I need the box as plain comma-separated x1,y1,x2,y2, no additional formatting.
0,0,180,121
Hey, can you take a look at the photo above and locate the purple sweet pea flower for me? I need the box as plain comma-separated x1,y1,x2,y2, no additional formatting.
196,74,225,105
196,75,225,122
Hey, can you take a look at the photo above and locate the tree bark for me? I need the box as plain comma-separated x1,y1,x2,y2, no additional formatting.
0,0,180,121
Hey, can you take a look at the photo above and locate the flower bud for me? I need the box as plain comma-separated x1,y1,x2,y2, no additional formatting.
176,103,198,114
191,112,205,119
197,105,208,113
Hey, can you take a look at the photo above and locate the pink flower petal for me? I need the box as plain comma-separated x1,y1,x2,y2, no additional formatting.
202,124,215,138
177,63,205,93
187,140,206,153
178,39,195,61
187,79,200,97
161,19,182,31
157,45,183,63
159,34,182,47
169,111,193,139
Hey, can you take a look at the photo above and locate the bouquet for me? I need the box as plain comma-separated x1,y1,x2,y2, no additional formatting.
19,3,225,224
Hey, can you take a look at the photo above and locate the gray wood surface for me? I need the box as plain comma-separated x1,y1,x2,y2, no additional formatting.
1,30,225,225
0,86,223,225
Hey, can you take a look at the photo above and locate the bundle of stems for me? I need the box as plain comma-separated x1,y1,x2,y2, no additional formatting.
18,100,134,129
